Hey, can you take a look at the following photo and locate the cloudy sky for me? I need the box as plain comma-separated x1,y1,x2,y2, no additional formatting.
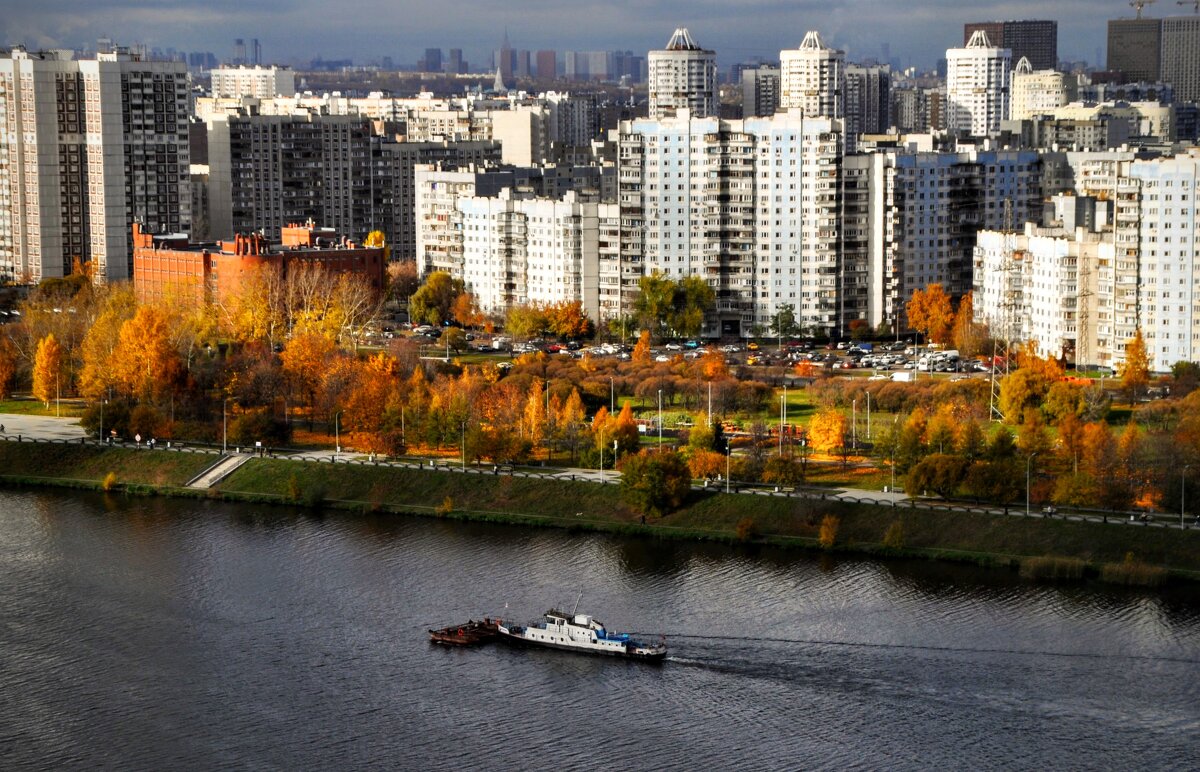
2,0,1130,70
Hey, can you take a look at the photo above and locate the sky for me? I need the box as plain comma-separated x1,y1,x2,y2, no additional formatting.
0,0,1144,71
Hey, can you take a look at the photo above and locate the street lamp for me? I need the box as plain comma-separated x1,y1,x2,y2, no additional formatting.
852,398,857,449
1183,465,1191,529
334,410,342,459
600,427,605,484
222,398,228,454
657,389,663,448
461,420,466,471
1026,452,1038,516
726,445,731,494
99,398,107,444
610,376,615,413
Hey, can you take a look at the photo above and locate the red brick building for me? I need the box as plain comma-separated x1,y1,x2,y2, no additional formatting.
133,221,387,305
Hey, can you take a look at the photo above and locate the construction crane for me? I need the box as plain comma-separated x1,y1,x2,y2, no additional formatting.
1130,0,1156,18
1178,0,1200,13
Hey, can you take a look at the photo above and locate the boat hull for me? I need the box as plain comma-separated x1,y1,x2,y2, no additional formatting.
497,626,666,661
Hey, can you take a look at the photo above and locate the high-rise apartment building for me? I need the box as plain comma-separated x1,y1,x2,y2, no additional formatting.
210,65,295,98
1161,17,1200,103
647,28,718,120
0,47,191,282
779,31,845,119
447,49,465,74
845,63,891,137
618,111,843,336
964,20,1057,71
1010,57,1074,120
1107,19,1162,81
946,30,1012,136
741,66,780,118
206,113,374,241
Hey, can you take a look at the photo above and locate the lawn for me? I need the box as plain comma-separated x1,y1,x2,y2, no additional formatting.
0,396,86,417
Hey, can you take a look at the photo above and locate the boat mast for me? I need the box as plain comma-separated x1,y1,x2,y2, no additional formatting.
570,590,583,616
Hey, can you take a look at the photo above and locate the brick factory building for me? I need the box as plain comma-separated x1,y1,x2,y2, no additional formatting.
133,221,386,305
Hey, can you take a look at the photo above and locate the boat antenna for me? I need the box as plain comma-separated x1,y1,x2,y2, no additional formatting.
571,589,583,616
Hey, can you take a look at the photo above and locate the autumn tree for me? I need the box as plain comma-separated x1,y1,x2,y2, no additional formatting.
32,334,64,407
452,292,484,329
808,408,847,454
0,335,18,399
543,301,594,340
951,292,987,359
906,284,953,345
409,271,465,327
110,306,185,404
618,450,692,518
632,330,652,364
905,453,969,498
505,304,547,339
280,332,338,426
1120,329,1151,403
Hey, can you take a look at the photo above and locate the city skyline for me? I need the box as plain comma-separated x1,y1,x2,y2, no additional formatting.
0,0,1147,71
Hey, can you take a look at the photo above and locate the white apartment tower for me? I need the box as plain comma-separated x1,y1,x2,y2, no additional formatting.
618,111,843,337
946,30,1012,136
647,28,718,120
210,66,296,99
1010,57,1073,121
0,48,191,282
779,31,845,119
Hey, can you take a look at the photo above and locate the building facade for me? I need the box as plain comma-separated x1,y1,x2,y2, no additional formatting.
964,20,1057,71
945,31,1012,136
210,66,295,99
779,31,845,120
0,48,190,282
647,28,718,120
1107,19,1162,82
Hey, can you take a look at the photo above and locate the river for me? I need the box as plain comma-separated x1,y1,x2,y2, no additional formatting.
0,489,1197,770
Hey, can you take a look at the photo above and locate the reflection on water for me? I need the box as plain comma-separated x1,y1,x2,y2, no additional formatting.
0,489,1197,770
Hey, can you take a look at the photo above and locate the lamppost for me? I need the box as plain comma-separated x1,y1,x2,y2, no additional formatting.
726,445,731,494
334,410,342,459
609,376,615,413
600,427,605,484
866,391,871,440
1183,465,1191,529
222,398,228,454
1026,452,1038,516
852,399,857,449
779,393,785,457
99,398,107,443
461,420,466,471
657,388,663,448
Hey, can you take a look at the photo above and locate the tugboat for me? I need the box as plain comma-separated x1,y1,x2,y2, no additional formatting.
496,595,666,661
428,617,500,646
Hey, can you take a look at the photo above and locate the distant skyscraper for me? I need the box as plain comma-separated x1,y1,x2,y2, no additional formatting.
964,20,1057,70
423,48,442,73
535,50,556,79
1161,17,1200,102
448,49,465,74
1107,18,1162,81
647,27,718,120
779,31,845,119
946,30,1011,136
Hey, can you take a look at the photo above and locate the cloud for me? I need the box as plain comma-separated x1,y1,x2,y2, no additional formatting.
1,0,1116,68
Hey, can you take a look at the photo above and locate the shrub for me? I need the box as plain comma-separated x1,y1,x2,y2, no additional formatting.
101,472,118,491
436,496,454,516
735,517,757,542
1019,556,1085,582
818,514,840,549
230,407,292,447
881,519,905,550
1100,552,1167,587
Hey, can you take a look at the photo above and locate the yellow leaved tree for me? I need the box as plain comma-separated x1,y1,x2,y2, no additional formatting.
33,333,64,407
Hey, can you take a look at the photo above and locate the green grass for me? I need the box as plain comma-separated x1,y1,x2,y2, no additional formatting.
0,396,86,417
0,442,217,486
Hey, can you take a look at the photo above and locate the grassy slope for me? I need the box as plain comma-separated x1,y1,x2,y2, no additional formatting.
0,442,217,487
0,441,1195,575
216,457,1200,573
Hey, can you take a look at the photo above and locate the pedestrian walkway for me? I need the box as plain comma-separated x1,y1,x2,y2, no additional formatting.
187,453,254,489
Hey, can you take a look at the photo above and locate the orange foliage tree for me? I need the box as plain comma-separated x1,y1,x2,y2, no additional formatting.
632,330,652,364
808,408,847,454
906,283,953,345
0,335,17,399
32,334,65,407
110,306,184,403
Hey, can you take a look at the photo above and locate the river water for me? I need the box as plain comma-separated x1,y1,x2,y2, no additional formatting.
1,489,1198,770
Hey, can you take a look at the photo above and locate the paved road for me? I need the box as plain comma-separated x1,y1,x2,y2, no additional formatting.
0,414,88,441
